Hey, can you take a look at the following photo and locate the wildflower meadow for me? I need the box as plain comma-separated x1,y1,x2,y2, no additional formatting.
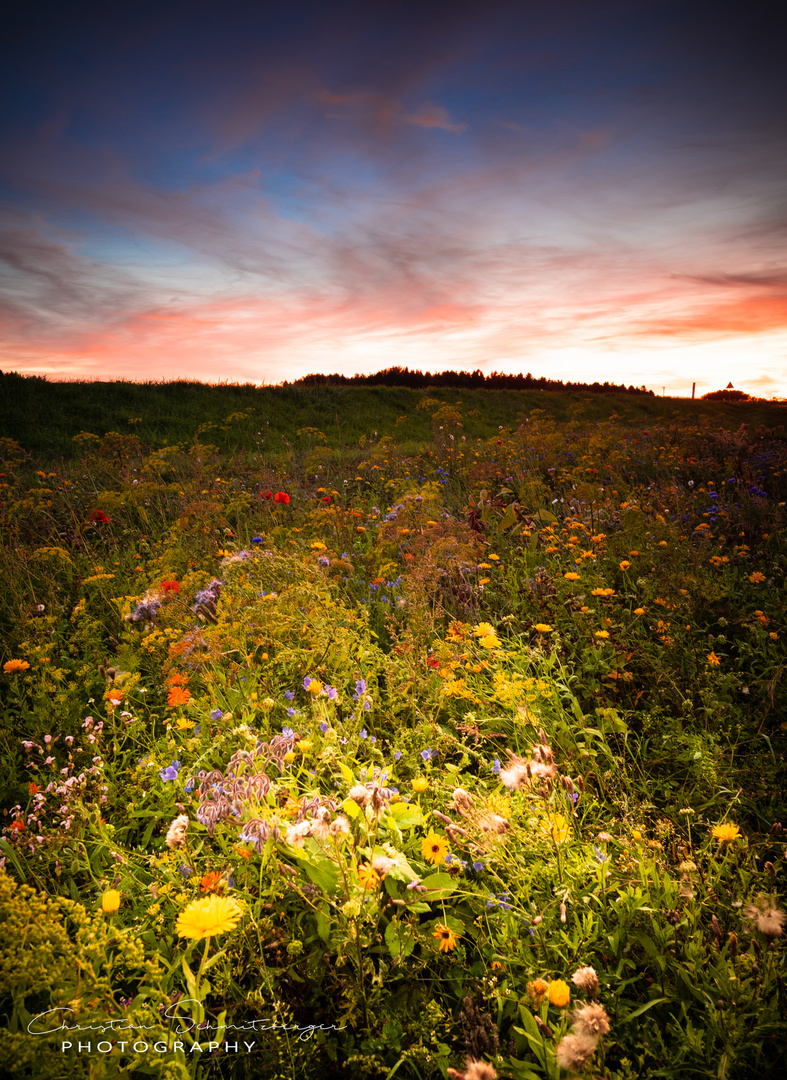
0,377,785,1080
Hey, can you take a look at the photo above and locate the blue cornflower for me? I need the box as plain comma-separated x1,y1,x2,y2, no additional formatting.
369,735,376,743
251,536,263,544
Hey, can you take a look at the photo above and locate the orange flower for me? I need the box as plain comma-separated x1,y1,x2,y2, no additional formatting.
167,686,192,707
3,659,30,674
749,571,766,583
200,870,223,893
707,652,721,667
356,864,382,890
432,923,459,952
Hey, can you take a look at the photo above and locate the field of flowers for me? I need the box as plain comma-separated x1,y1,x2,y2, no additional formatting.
0,388,785,1080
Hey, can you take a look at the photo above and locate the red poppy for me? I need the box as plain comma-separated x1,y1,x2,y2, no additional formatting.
427,657,441,669
261,490,273,499
89,510,111,524
161,580,180,594
322,495,331,503
273,492,290,504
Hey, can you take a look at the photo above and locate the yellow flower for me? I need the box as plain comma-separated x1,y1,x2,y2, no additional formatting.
176,895,242,939
631,829,643,841
356,864,382,890
421,830,449,865
284,751,297,763
479,634,500,649
489,554,500,561
3,659,30,674
619,561,631,571
564,572,581,581
548,979,571,1007
749,571,766,583
479,577,491,586
310,541,327,550
594,631,609,639
534,623,553,633
174,716,195,730
297,740,313,753
473,622,495,637
101,889,121,914
543,813,570,844
478,563,492,570
432,923,459,952
707,652,721,667
411,777,429,793
634,607,646,615
711,822,741,844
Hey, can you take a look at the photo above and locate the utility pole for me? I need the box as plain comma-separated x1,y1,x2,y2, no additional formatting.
692,382,696,400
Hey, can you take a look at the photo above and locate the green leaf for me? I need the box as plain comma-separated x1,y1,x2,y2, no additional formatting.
420,872,456,898
384,921,415,959
388,802,422,829
621,996,670,1022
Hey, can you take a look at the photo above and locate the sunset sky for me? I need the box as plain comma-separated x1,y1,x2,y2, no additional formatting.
1,0,785,396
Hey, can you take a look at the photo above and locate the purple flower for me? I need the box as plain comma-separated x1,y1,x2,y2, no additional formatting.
363,700,371,711
324,685,338,700
284,690,295,701
360,729,368,739
394,751,402,760
472,861,485,872
180,865,193,877
421,748,433,762
282,727,294,738
320,721,328,734
210,708,224,721
492,758,501,775
302,677,312,690
286,707,297,718
159,760,181,782
354,679,367,699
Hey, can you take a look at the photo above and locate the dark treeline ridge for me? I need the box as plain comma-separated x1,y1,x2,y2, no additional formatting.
284,366,655,394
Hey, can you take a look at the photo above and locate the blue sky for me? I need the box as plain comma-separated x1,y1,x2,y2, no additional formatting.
1,0,785,395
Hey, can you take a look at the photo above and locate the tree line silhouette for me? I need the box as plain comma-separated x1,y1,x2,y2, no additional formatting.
283,367,655,394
